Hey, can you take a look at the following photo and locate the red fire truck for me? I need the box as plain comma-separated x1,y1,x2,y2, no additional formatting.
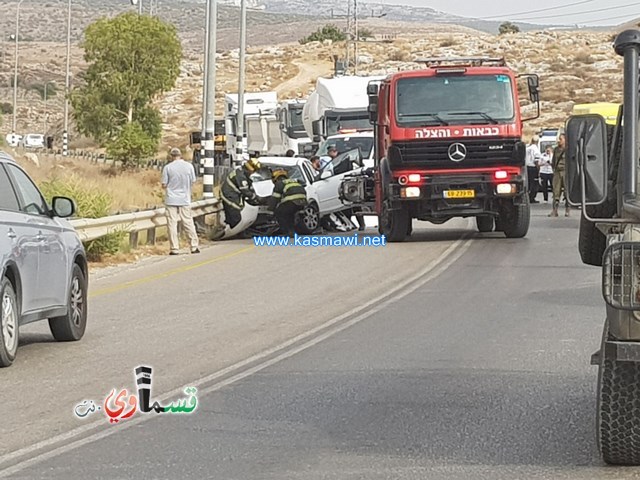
340,57,540,242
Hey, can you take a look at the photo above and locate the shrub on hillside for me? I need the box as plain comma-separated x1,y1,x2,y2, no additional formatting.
299,24,346,44
499,22,520,35
39,175,126,261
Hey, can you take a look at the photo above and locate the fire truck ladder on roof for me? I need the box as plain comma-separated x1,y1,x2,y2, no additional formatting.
415,57,507,67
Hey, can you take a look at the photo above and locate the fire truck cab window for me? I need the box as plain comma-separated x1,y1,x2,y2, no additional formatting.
395,75,515,126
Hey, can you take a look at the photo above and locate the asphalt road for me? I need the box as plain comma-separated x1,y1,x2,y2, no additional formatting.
2,204,636,479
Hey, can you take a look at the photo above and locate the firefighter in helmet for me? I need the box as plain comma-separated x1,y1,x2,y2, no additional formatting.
268,168,308,237
213,158,263,238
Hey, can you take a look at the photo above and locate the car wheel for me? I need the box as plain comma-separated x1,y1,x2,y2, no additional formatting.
0,277,19,367
49,264,87,342
295,202,320,235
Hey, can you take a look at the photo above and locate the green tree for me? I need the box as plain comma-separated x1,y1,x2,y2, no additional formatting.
299,24,346,44
71,12,182,167
499,22,520,34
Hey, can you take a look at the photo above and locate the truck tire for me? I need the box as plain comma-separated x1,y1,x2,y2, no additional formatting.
476,215,494,233
379,204,409,242
578,201,616,267
578,124,621,267
501,197,530,238
597,326,640,465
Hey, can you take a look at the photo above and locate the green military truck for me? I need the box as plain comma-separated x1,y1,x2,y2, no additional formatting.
566,29,640,465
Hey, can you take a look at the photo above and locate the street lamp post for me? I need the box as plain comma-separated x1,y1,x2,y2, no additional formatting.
235,0,247,165
63,0,71,156
202,0,217,197
12,0,24,136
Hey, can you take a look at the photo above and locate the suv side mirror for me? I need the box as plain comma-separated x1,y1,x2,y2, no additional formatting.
565,114,608,206
320,170,332,180
52,196,76,218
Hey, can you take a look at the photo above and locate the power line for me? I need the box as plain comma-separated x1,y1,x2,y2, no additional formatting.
481,0,595,19
513,1,640,21
579,11,640,23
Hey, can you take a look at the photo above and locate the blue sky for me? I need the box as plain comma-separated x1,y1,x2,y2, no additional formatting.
377,0,640,26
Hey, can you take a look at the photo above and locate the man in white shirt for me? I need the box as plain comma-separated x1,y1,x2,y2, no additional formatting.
525,135,542,204
161,147,200,255
539,145,554,202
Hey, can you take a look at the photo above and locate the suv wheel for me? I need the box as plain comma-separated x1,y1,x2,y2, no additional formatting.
49,264,87,342
0,277,19,367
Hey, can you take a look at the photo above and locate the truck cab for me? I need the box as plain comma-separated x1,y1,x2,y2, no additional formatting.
358,57,539,241
224,92,279,162
277,100,313,155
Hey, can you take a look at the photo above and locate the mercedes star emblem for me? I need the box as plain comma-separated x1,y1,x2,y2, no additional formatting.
448,143,467,162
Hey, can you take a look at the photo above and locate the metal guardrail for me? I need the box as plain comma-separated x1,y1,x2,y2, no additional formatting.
69,199,221,247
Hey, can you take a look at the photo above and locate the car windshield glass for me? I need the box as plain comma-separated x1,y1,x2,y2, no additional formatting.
325,115,371,136
251,164,307,186
317,136,373,158
395,74,515,126
289,107,305,132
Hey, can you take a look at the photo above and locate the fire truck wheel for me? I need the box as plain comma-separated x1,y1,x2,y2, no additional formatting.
597,323,640,465
501,197,530,238
475,215,494,233
379,204,409,242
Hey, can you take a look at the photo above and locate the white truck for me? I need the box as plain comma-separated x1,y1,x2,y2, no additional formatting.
225,93,314,159
276,99,313,156
225,91,279,162
302,75,384,144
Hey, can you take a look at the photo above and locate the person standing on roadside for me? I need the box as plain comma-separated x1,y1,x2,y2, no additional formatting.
525,135,541,203
549,133,569,217
539,145,554,203
161,147,200,255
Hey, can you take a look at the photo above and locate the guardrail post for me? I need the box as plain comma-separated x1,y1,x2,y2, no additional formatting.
146,227,156,245
129,231,139,249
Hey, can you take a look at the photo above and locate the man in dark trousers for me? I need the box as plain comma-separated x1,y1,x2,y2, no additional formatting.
211,158,262,239
268,168,308,237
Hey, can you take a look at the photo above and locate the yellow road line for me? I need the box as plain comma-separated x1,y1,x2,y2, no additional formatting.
89,245,255,298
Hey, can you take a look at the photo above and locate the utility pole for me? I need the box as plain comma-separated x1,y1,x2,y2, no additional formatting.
235,0,247,165
12,0,24,136
345,0,351,75
202,0,217,197
63,0,71,156
200,0,211,176
354,0,358,74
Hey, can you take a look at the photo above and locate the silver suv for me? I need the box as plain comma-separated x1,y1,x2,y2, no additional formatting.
0,151,87,367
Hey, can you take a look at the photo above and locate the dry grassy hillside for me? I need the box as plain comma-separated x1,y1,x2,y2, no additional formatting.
1,23,624,153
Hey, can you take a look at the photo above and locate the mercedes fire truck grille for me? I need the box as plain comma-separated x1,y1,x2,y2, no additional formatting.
392,138,520,168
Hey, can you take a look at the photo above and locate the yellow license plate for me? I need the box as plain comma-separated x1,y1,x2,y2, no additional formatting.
443,189,475,199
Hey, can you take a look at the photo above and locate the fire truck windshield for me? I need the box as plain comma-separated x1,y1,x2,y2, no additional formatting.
395,74,515,126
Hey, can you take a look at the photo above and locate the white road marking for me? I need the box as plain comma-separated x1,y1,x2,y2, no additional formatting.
0,232,472,478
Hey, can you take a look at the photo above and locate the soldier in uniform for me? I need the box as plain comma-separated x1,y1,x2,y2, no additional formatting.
549,133,569,217
268,168,308,237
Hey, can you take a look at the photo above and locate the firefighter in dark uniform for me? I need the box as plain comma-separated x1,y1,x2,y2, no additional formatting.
268,168,308,236
220,158,262,229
